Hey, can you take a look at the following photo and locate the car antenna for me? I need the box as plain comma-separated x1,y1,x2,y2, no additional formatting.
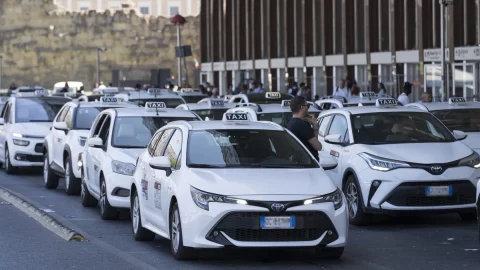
155,106,159,116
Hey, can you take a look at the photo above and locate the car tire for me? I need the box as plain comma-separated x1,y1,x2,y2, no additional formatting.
344,175,370,226
64,157,81,195
131,190,156,241
99,178,118,220
81,178,98,207
4,145,16,175
43,152,59,189
458,210,477,221
315,247,344,259
170,202,194,260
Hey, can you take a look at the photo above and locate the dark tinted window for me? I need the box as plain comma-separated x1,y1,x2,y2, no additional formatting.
431,109,480,132
193,109,229,120
0,103,5,112
258,112,321,127
181,95,208,103
130,98,185,108
74,107,118,130
245,94,293,104
15,98,65,123
112,116,199,148
187,129,319,168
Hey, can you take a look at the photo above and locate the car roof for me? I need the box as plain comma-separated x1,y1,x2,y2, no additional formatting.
13,96,71,102
406,101,480,111
177,102,237,110
171,119,285,131
107,107,200,118
72,100,139,108
232,103,322,113
125,91,184,100
321,104,425,116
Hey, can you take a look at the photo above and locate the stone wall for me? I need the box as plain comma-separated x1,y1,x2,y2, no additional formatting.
0,0,200,89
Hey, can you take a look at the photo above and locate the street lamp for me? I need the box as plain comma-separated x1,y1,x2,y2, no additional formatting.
96,47,107,87
0,55,3,90
440,0,454,101
171,14,187,86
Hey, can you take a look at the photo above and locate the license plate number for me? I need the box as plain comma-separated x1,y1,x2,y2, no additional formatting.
425,186,452,197
260,216,295,229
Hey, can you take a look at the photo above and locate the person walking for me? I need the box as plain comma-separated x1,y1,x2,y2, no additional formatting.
398,81,412,105
333,79,350,98
419,92,432,103
287,96,323,161
302,86,313,101
377,82,387,97
350,85,360,97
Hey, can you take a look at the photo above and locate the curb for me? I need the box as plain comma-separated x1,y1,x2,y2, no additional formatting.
0,187,86,242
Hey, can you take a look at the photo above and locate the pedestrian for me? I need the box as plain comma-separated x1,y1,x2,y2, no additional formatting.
227,84,233,95
252,82,264,93
377,82,387,97
333,79,350,98
350,85,360,97
233,82,242,95
297,83,306,96
288,81,299,96
211,88,219,98
419,92,432,103
398,81,412,105
135,83,142,92
98,81,106,89
60,82,69,92
302,86,312,101
7,82,17,95
286,96,323,161
108,83,113,87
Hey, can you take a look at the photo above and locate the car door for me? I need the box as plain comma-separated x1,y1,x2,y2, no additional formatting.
52,106,69,167
143,129,174,228
317,115,333,154
0,102,11,161
85,114,107,196
91,114,112,196
323,114,352,187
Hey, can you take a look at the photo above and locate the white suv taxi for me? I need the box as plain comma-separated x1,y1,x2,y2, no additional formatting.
406,97,480,154
228,92,294,104
43,96,139,195
175,88,208,103
0,95,70,174
225,100,322,127
175,98,237,120
130,112,347,260
81,102,201,220
317,97,480,225
121,88,186,108
315,92,389,110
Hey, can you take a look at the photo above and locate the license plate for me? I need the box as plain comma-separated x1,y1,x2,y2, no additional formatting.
260,216,295,229
425,186,452,197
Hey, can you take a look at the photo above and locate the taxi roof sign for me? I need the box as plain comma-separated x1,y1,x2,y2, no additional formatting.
224,95,233,101
359,92,376,98
145,102,166,110
180,88,199,93
376,98,398,107
449,97,466,104
100,96,123,103
147,88,170,95
281,100,291,107
265,92,281,99
210,100,224,107
35,89,49,96
223,112,250,122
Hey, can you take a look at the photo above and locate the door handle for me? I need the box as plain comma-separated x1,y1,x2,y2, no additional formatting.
330,150,340,157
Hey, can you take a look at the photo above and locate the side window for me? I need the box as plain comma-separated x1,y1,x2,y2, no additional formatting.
327,115,349,142
56,106,68,122
153,129,173,157
3,103,10,121
163,130,182,168
64,107,73,128
98,116,111,144
331,103,339,109
319,115,333,137
148,131,163,156
321,103,331,110
317,117,323,127
92,114,107,137
1,102,9,118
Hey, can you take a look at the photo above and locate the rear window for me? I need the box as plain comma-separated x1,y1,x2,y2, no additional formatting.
130,98,185,108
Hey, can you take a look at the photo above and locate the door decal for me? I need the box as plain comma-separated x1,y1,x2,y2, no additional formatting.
141,179,148,200
330,150,339,157
154,181,162,209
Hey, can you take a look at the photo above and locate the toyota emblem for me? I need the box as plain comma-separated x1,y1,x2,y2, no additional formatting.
430,165,443,173
271,203,285,211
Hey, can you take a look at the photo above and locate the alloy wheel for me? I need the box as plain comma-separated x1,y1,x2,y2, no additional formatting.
132,195,140,233
346,182,358,218
171,209,180,253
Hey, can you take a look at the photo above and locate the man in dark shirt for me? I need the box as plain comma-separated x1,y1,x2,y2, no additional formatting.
286,96,323,161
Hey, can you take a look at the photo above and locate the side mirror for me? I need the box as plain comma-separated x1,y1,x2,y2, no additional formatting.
87,137,103,148
324,134,343,145
53,121,68,131
0,118,4,125
453,130,467,140
319,156,338,170
149,156,172,176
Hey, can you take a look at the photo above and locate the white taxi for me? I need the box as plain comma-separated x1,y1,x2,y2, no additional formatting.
315,92,388,110
43,96,139,195
228,92,294,104
175,98,237,120
120,88,186,108
406,97,480,154
317,97,480,225
175,88,208,104
15,86,50,97
80,102,201,220
225,100,322,127
0,93,70,174
130,112,347,260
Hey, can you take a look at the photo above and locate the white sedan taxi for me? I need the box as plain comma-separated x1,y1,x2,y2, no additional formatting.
175,98,237,120
130,112,347,260
81,102,201,220
315,92,388,110
317,97,480,225
0,94,70,174
121,88,186,108
175,88,208,103
228,92,294,104
406,97,480,154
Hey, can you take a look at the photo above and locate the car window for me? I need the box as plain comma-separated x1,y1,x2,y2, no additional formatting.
431,109,480,132
153,129,173,156
98,115,111,145
194,109,229,120
0,102,8,118
2,103,10,122
74,107,114,130
327,115,349,142
319,115,333,137
148,131,163,156
64,107,73,128
92,114,107,137
163,130,182,168
56,106,68,122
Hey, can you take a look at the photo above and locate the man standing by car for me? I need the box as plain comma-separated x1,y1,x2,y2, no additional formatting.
287,96,323,161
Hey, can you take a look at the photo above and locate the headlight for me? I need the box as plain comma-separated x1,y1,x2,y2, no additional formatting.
190,186,246,211
12,133,23,138
359,152,410,171
304,188,343,210
12,139,29,146
458,152,480,168
78,136,87,147
111,160,136,176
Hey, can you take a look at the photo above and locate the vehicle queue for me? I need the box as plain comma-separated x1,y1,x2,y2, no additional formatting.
0,87,479,260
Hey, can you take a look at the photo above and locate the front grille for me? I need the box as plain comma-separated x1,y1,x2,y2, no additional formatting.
385,181,476,207
209,211,335,242
25,155,43,162
34,143,43,153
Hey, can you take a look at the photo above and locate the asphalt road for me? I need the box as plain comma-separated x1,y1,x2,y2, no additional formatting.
0,169,479,270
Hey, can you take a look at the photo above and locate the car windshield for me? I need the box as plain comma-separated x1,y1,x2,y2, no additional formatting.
181,95,208,103
351,112,456,144
431,109,480,132
129,98,185,108
15,98,65,123
192,108,229,120
343,103,376,107
187,129,319,168
258,112,320,127
74,107,116,130
112,116,199,148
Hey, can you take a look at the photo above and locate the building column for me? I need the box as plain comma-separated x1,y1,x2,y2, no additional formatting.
278,68,286,93
417,0,424,90
218,70,226,95
260,69,269,90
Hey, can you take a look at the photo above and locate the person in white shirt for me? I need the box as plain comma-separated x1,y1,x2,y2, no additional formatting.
377,82,387,97
333,79,350,98
398,81,412,105
418,92,432,103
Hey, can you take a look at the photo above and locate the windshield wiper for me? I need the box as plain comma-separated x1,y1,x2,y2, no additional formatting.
242,164,307,168
28,120,52,122
114,145,146,149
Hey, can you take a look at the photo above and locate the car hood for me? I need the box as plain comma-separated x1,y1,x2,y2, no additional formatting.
187,168,337,196
357,141,473,163
113,148,144,164
13,122,52,137
462,132,480,150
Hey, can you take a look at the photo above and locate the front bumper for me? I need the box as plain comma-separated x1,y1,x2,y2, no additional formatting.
9,138,44,167
180,196,348,249
357,166,479,212
104,172,132,208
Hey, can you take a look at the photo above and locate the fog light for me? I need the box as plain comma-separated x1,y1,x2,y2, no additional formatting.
372,180,380,187
213,231,219,236
327,230,333,235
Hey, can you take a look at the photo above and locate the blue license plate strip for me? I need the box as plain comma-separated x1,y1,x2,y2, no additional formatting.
425,185,453,196
260,216,296,229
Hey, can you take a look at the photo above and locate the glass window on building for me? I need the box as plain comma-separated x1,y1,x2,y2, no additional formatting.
140,7,150,15
405,64,421,102
334,0,342,54
356,65,368,91
424,64,442,101
454,63,476,101
170,6,179,16
379,64,394,96
79,7,89,11
334,66,345,89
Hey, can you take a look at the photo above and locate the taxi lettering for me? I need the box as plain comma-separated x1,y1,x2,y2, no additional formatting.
146,102,166,109
360,92,376,97
266,92,281,99
211,101,224,106
102,97,118,103
377,99,397,105
450,97,466,103
281,100,291,107
225,113,248,120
